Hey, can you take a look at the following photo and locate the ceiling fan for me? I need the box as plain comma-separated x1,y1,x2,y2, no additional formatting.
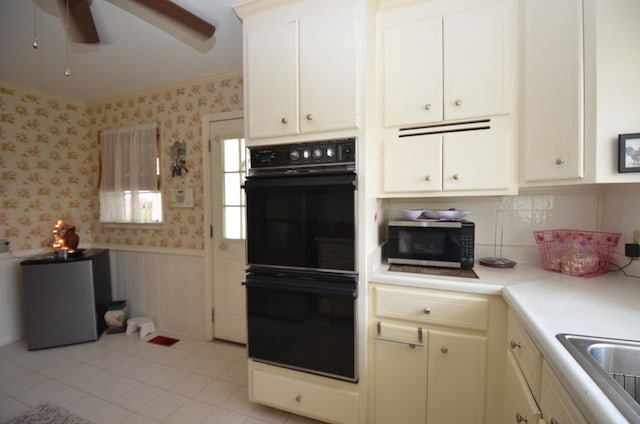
57,0,216,44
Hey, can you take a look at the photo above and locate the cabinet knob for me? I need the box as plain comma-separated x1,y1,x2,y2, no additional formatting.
424,103,432,111
424,175,431,182
440,345,448,354
515,412,528,423
454,99,463,106
281,117,288,124
453,174,460,180
306,113,313,121
555,158,565,165
423,307,431,315
510,340,521,350
549,419,558,424
295,394,302,402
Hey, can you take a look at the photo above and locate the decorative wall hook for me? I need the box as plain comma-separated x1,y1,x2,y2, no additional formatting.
170,140,188,177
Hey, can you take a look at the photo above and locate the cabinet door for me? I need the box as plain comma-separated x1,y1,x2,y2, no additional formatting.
442,129,510,191
540,361,588,424
427,330,487,424
503,351,542,424
383,133,442,192
382,16,443,127
444,3,511,120
300,6,358,134
246,21,299,139
374,323,427,424
522,0,584,182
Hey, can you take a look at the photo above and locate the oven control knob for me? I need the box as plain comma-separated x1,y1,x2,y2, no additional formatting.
326,147,335,158
303,150,311,160
313,148,322,159
290,150,300,161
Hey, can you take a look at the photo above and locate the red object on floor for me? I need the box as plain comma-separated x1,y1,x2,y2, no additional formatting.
147,335,180,347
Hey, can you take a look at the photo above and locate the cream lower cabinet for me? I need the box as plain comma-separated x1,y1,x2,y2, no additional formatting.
371,284,506,424
248,360,360,424
504,311,587,424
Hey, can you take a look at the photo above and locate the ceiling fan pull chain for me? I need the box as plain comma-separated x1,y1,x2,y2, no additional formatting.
64,0,71,76
32,0,38,49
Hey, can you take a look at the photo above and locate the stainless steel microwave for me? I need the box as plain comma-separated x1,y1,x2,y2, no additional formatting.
387,220,475,269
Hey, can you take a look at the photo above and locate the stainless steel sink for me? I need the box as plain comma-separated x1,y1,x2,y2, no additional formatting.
557,334,640,423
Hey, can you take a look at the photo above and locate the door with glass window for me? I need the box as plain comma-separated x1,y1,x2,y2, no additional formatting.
210,118,246,343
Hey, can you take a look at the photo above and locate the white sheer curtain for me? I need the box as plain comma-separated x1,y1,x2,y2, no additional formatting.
99,122,162,223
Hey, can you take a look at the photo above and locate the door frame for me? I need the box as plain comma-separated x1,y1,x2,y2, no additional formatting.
202,110,244,340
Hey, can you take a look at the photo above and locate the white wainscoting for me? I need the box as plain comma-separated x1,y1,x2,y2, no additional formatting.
108,249,209,340
0,255,25,346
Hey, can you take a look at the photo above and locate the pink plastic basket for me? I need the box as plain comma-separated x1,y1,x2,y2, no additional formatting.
533,229,621,277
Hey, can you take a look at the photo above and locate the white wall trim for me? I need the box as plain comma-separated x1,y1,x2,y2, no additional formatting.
202,110,245,339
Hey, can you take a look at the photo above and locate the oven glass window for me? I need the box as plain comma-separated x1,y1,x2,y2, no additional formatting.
246,281,356,381
245,174,356,272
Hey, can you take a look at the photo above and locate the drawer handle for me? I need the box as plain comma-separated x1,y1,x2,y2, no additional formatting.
510,340,521,350
295,394,302,402
376,321,424,348
516,412,528,423
423,307,431,315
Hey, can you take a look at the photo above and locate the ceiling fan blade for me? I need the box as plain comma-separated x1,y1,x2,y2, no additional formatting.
56,0,100,44
130,0,216,39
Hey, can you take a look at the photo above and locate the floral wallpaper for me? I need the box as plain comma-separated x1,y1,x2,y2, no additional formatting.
0,86,93,251
0,72,243,252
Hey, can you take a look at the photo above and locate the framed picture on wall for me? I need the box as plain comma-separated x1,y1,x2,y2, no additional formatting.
618,133,640,173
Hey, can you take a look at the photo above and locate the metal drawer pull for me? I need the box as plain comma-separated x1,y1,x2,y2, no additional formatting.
281,117,288,124
295,394,302,402
440,345,448,354
376,321,424,348
510,340,521,350
515,412,528,423
423,307,431,315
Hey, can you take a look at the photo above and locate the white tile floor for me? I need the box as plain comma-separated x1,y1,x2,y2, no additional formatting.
0,332,324,424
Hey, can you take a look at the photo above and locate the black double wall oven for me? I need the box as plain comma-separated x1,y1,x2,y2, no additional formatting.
243,138,358,382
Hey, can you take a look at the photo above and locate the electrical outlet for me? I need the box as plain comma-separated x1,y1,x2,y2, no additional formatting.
634,230,640,244
0,239,8,253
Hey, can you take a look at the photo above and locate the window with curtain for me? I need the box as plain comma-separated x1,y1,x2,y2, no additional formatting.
99,122,162,223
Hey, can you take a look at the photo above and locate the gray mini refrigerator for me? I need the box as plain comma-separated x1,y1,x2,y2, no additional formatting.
20,249,112,350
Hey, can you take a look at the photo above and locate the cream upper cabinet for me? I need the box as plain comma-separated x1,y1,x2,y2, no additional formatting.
521,0,640,185
381,1,512,127
244,5,359,142
444,3,511,121
383,16,443,127
521,0,584,183
383,127,512,194
246,21,299,138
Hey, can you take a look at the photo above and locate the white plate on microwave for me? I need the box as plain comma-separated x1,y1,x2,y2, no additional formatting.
402,209,425,220
425,210,471,220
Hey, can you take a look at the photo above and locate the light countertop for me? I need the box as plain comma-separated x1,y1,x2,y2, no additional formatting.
371,261,640,423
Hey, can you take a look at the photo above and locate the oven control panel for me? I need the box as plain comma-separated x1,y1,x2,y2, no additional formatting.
249,138,356,173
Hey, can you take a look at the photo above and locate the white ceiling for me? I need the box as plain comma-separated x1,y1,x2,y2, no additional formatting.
0,0,243,103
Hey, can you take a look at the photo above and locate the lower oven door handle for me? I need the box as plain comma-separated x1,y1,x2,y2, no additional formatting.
243,279,357,298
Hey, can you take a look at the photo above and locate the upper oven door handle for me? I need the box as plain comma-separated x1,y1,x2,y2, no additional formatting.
243,277,357,298
244,173,356,190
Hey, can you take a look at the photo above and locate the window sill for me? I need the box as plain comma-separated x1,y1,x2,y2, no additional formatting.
99,222,165,230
